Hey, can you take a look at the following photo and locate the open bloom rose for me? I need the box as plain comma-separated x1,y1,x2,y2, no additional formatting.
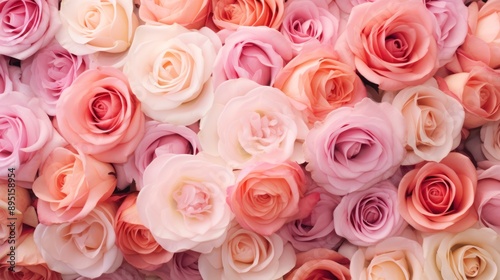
21,41,89,116
124,24,220,125
383,78,465,165
137,154,234,254
285,248,351,280
33,147,116,225
304,98,406,195
343,0,439,90
423,228,500,279
351,236,425,280
0,181,32,245
198,79,308,168
213,27,293,87
227,161,319,236
444,66,500,129
198,223,296,280
56,67,145,163
138,0,210,28
0,0,59,60
34,202,123,278
274,46,367,126
481,121,500,162
212,0,284,30
56,0,138,55
475,163,500,233
398,152,478,232
334,180,407,246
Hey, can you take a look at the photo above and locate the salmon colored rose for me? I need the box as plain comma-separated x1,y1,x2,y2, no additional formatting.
0,181,33,245
284,248,351,280
212,0,284,30
398,152,478,232
138,0,210,29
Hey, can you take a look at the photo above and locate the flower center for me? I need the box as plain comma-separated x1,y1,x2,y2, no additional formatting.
173,183,212,220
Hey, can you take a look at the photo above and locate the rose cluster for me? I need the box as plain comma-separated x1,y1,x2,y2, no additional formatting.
1,0,500,279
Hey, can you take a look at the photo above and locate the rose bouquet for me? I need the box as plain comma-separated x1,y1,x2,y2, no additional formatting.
1,0,500,279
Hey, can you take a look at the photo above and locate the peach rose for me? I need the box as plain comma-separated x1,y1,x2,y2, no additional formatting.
343,0,439,90
212,0,284,30
443,66,500,128
56,67,145,163
0,181,32,245
198,223,296,280
274,46,367,126
56,0,138,55
138,0,210,28
114,192,173,271
284,248,351,280
34,202,123,278
398,152,478,232
480,120,500,162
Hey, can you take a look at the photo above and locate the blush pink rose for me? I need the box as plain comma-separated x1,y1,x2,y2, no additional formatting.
212,0,284,30
227,161,320,236
274,46,367,126
138,0,210,29
0,0,59,60
34,202,123,278
474,163,500,233
304,98,406,195
334,180,407,246
56,67,145,163
137,154,234,253
398,152,478,232
213,27,293,87
21,41,89,116
480,121,500,162
198,223,296,280
284,248,351,280
343,0,439,90
76,262,144,280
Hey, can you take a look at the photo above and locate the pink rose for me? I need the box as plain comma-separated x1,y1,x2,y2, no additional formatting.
198,223,296,280
212,0,284,30
56,67,145,163
336,0,376,15
334,180,407,246
21,41,89,116
343,0,439,90
280,0,340,54
76,262,144,280
137,154,234,253
114,192,173,271
474,163,500,233
34,202,123,278
227,161,319,236
117,121,200,190
481,121,500,162
213,27,293,87
0,55,13,93
0,0,59,60
304,98,406,195
284,248,351,280
138,0,210,29
398,152,478,232
0,92,66,184
273,46,367,126
165,251,203,280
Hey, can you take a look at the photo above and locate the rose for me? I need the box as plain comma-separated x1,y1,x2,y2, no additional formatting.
280,0,340,54
137,154,234,253
213,27,293,88
273,46,367,126
336,0,376,15
481,121,500,162
227,161,319,236
138,0,210,29
211,0,284,30
21,41,89,116
398,152,478,232
474,163,500,233
0,0,59,60
165,251,203,280
304,98,406,195
423,228,500,279
198,79,308,168
350,236,425,280
34,202,123,278
114,192,173,271
0,181,32,244
56,67,145,163
333,180,408,246
443,66,500,129
0,92,66,184
0,55,12,93
76,262,144,280
123,24,220,125
117,121,200,190
284,248,351,280
56,0,138,55
198,223,296,280
382,78,464,165
343,0,439,90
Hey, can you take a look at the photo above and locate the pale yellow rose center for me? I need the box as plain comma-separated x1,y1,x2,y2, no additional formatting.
452,246,488,278
152,48,193,91
173,182,212,220
368,251,410,280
